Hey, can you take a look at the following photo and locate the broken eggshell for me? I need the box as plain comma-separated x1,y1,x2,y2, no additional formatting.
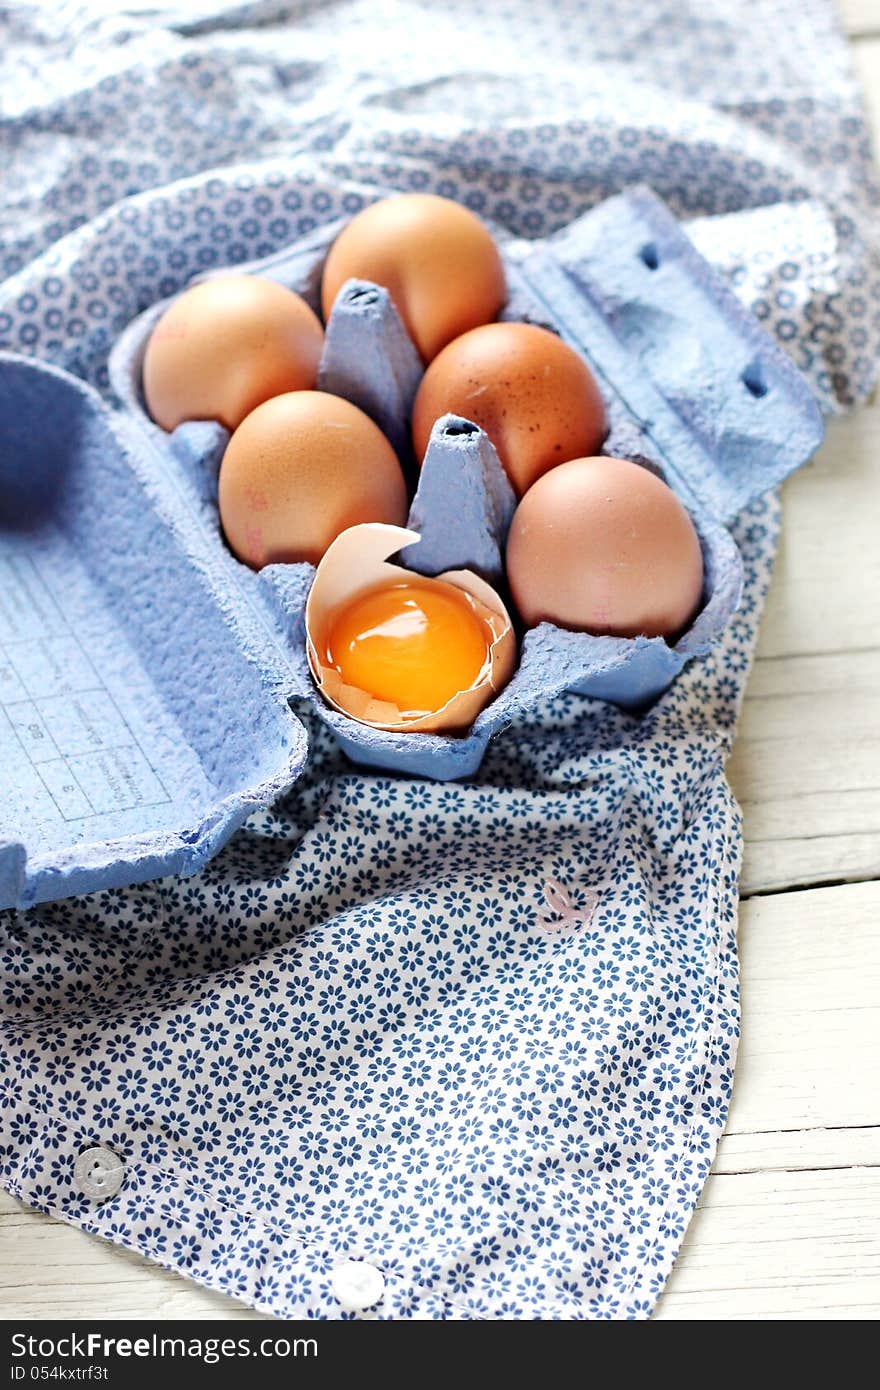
305,523,516,734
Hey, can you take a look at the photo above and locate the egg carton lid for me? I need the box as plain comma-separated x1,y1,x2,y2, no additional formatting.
509,185,822,525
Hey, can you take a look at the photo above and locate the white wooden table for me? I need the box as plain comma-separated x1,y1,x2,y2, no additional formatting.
2,0,879,1322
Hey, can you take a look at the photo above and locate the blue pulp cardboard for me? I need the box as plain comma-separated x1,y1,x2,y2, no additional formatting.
401,416,518,585
0,354,308,910
1,186,824,908
319,278,424,474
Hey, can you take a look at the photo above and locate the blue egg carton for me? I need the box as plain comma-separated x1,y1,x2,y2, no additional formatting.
0,186,823,909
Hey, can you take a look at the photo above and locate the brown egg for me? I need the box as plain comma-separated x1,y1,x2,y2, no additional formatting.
412,322,607,497
506,456,704,639
143,274,324,432
218,392,408,569
321,194,506,363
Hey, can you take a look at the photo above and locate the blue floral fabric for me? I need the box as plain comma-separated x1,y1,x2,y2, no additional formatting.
1,0,878,410
0,504,773,1319
0,0,877,1320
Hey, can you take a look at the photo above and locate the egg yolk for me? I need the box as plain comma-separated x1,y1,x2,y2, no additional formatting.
324,580,491,717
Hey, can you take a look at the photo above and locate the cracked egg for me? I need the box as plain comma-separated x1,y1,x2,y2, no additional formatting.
306,524,516,733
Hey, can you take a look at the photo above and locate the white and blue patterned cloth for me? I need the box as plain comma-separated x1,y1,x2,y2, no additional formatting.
1,0,878,1320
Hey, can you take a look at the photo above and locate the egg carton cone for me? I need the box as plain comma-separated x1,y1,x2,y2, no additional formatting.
319,278,423,474
0,186,823,907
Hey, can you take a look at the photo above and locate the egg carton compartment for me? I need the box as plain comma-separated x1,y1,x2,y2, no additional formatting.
107,184,822,784
0,354,307,910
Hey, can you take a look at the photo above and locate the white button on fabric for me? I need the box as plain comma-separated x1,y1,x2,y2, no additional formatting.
73,1146,125,1201
331,1259,385,1312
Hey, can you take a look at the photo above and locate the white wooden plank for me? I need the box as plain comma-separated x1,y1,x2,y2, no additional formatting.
729,881,880,1136
745,832,880,897
734,649,880,893
655,1167,880,1319
716,1124,880,1173
838,0,880,37
758,404,880,661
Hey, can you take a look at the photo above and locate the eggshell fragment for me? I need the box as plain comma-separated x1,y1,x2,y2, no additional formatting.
306,524,516,733
321,195,507,363
143,274,324,432
412,322,607,496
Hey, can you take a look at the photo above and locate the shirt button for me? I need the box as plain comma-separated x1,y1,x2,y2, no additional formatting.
74,1146,125,1201
331,1259,385,1312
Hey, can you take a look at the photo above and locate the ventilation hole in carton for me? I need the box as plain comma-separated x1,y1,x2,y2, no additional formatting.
741,361,768,398
627,453,665,481
519,313,560,336
639,242,660,270
443,420,479,437
345,285,379,306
